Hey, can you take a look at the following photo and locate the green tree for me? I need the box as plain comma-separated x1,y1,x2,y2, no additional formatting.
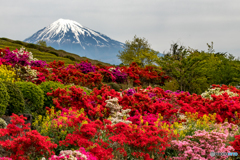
117,35,160,68
36,40,47,47
157,43,220,94
213,53,240,86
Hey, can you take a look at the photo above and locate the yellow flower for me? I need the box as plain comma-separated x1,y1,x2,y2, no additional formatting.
0,65,19,82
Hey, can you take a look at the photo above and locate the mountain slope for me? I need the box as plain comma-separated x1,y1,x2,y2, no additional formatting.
0,37,115,66
24,19,124,64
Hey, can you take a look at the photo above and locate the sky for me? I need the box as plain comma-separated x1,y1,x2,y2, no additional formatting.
1,0,240,58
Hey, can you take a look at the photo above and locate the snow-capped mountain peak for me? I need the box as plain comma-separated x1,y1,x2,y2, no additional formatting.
24,19,124,64
33,18,110,45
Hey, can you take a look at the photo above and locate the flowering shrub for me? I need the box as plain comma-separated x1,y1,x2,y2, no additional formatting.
33,107,88,155
58,119,114,160
97,67,116,83
0,47,45,82
110,67,127,83
49,148,97,160
47,84,122,120
30,60,48,68
37,61,103,88
124,88,136,96
1,47,31,66
105,97,131,125
0,114,57,160
171,130,234,160
0,65,19,82
171,112,217,140
230,135,240,155
107,122,176,160
120,62,171,86
127,112,161,126
201,87,239,100
4,47,240,159
75,60,96,74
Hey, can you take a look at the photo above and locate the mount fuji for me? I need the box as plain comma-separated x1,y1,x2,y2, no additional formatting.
24,19,125,64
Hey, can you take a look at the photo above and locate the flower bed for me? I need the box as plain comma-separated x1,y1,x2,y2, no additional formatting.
0,47,240,159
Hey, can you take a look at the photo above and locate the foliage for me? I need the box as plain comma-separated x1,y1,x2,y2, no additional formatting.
15,81,44,115
39,81,66,109
157,43,220,94
2,81,25,116
107,82,121,92
117,35,160,67
160,78,179,92
36,40,47,47
63,55,76,61
0,118,7,129
26,43,38,49
0,81,9,115
210,51,240,86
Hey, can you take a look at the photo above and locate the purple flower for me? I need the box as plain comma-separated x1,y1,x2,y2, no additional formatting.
75,61,96,74
30,60,48,68
148,92,156,98
126,88,136,96
111,67,127,83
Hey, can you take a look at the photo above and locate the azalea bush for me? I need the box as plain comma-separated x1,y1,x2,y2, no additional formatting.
0,114,57,160
171,130,235,160
49,148,97,160
33,107,89,155
0,47,43,82
75,60,96,74
201,87,239,100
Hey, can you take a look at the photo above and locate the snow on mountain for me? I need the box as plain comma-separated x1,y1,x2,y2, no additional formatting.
24,19,125,64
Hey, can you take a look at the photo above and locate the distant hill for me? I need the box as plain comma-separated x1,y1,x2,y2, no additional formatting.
0,37,115,66
24,19,124,65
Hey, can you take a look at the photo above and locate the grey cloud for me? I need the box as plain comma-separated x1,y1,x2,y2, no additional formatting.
0,0,240,58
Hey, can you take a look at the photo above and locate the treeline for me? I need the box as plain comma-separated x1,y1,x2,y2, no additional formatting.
117,36,240,95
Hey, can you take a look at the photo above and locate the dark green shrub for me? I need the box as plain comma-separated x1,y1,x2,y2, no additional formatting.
3,81,25,116
0,118,7,129
15,81,44,115
64,55,76,61
38,47,47,52
26,43,38,49
47,46,55,50
39,81,65,109
107,82,121,92
0,37,10,41
0,81,9,115
49,51,59,56
14,40,25,45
